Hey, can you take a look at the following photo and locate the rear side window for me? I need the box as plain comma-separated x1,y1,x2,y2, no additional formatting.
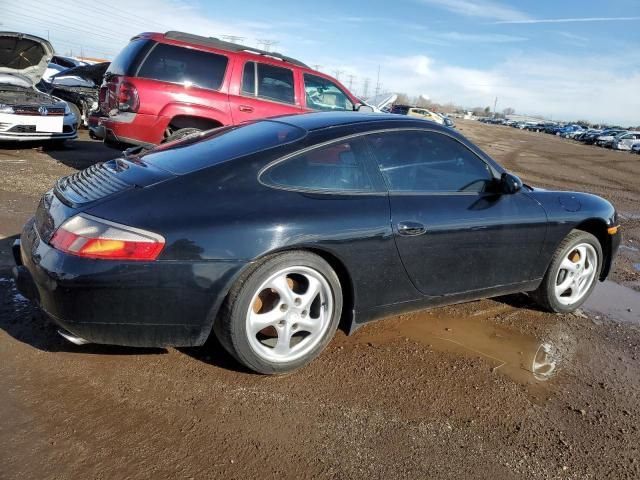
242,62,295,104
263,138,375,192
368,130,494,193
136,43,228,90
141,121,306,175
106,39,154,76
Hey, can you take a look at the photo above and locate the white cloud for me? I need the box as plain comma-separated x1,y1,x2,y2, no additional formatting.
356,53,640,125
437,32,527,43
417,0,531,22
495,16,640,25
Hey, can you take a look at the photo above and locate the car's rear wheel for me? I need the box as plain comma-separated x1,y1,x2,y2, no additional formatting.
531,230,602,313
215,251,343,374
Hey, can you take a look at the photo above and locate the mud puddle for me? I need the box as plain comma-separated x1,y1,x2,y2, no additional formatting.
372,309,563,385
584,280,640,325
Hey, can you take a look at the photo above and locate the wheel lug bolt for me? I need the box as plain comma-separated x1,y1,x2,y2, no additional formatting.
294,298,302,306
301,310,307,317
278,320,285,327
292,323,298,330
280,304,288,312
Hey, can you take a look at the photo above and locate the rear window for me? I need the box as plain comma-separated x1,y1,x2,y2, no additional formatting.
136,43,228,90
106,39,153,76
140,121,306,174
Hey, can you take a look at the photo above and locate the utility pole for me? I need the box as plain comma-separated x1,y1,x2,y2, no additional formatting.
374,64,381,97
362,78,370,99
347,74,355,91
332,69,344,81
312,64,323,72
493,96,498,118
256,39,279,52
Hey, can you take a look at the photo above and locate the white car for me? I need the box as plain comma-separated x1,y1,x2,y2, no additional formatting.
612,131,640,151
0,32,77,143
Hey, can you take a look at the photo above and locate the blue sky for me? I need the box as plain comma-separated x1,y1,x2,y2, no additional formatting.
4,0,639,124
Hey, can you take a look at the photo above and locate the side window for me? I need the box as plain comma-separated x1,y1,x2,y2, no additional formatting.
137,44,228,90
303,74,354,111
242,61,295,104
368,130,494,193
263,138,375,192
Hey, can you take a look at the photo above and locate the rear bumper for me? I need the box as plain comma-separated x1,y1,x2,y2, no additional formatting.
100,113,165,149
13,218,246,348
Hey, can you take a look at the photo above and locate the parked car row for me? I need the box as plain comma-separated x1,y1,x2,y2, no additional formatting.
478,117,640,154
1,30,377,148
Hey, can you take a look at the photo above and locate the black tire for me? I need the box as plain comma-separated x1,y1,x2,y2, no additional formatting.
162,127,202,144
214,251,343,374
531,229,602,313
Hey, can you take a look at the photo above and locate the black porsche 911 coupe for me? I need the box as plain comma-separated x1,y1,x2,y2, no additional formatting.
13,112,620,374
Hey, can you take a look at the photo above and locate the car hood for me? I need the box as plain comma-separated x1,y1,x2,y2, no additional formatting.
49,62,110,87
0,32,54,87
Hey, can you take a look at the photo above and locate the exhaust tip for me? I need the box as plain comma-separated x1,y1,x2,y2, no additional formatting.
57,329,90,345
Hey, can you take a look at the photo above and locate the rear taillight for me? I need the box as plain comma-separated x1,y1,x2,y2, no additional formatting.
50,214,164,261
117,81,139,113
98,86,107,104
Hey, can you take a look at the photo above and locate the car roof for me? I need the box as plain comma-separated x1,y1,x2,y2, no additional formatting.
273,111,445,132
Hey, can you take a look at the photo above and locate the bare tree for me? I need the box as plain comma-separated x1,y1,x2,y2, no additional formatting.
502,107,516,116
395,93,411,105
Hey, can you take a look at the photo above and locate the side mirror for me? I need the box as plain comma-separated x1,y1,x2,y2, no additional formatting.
501,172,523,194
356,104,375,113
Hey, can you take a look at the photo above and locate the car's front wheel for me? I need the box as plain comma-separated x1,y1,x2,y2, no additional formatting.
532,230,602,313
215,251,343,374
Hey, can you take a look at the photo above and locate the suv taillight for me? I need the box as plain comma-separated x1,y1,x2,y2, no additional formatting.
50,214,165,261
117,81,139,113
98,86,107,104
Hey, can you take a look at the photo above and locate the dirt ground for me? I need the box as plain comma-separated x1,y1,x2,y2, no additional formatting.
1,123,639,480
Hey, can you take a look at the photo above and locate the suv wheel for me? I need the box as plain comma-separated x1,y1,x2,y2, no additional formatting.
162,127,202,144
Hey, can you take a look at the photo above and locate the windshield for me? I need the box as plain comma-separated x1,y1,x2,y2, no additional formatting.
139,120,307,174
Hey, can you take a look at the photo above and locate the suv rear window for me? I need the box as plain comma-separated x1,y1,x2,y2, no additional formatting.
140,120,306,174
106,39,154,76
136,43,228,90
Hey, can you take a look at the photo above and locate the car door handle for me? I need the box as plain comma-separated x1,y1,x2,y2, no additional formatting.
238,105,254,113
397,222,427,236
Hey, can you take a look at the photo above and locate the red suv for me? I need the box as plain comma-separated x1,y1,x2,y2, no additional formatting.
97,31,366,148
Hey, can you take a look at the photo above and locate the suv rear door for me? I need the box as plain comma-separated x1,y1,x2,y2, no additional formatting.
229,60,302,123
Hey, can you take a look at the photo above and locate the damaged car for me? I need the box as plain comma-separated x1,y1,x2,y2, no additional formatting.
0,32,77,143
38,62,110,128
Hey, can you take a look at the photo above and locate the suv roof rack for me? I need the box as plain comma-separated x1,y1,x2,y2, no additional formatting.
163,31,309,68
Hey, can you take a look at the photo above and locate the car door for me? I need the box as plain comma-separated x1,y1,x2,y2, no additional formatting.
366,129,548,297
230,60,303,123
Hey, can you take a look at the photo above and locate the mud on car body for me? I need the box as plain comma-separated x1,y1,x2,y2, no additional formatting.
0,32,77,143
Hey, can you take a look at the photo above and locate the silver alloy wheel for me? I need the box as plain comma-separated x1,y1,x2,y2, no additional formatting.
554,243,598,306
245,266,333,363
